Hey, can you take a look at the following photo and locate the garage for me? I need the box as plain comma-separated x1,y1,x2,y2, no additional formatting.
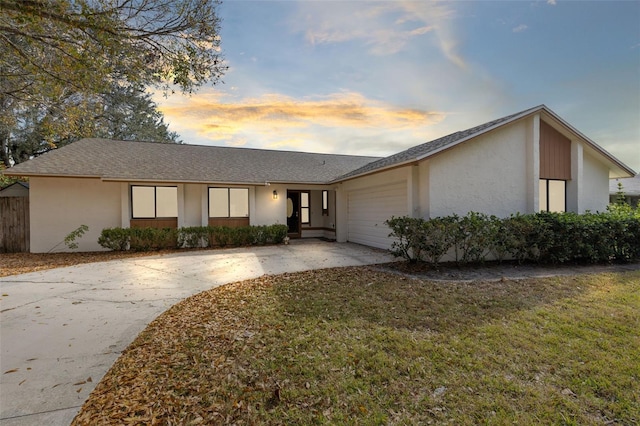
347,181,408,249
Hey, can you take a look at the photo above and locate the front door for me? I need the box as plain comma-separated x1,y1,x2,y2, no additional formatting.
287,190,300,237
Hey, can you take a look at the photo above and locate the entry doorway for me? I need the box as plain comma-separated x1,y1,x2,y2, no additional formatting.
287,190,300,237
286,190,310,238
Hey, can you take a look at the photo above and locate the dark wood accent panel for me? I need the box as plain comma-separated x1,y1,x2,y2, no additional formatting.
540,120,571,180
208,217,250,227
130,218,178,229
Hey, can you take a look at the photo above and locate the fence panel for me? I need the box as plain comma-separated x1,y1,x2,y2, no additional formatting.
0,197,30,253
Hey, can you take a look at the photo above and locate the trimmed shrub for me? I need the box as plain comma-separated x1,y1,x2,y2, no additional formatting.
98,224,291,252
385,216,426,263
129,227,179,251
386,210,640,266
179,226,210,248
456,212,494,264
266,224,289,244
421,216,458,265
98,227,130,251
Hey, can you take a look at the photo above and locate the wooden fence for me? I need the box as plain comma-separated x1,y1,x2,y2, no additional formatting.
0,197,30,253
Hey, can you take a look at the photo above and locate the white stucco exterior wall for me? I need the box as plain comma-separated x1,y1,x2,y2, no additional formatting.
253,185,286,226
581,151,611,213
526,114,540,212
428,120,530,218
183,184,202,227
566,141,583,213
418,161,430,219
341,167,409,193
29,177,121,253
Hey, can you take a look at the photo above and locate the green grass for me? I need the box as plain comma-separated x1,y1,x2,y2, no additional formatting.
73,268,640,425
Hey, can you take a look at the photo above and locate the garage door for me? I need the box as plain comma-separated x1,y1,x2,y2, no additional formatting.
347,181,407,249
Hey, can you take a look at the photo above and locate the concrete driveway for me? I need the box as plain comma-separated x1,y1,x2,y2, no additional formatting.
0,240,394,425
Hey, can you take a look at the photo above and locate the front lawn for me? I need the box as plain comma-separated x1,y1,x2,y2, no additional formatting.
73,268,640,425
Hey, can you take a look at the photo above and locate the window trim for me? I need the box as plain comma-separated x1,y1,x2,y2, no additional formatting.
322,190,329,216
131,185,178,219
208,187,250,218
539,179,566,213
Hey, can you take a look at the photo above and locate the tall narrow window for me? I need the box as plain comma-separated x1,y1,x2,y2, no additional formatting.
209,188,249,218
322,190,329,216
131,186,177,218
301,191,310,224
539,179,566,213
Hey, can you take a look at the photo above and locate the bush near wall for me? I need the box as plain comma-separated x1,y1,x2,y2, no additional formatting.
98,224,289,252
386,209,640,266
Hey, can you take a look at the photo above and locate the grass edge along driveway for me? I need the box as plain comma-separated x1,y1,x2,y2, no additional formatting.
73,267,640,425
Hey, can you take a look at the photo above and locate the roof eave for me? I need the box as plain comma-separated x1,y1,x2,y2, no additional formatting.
331,158,419,183
2,171,101,179
101,177,334,186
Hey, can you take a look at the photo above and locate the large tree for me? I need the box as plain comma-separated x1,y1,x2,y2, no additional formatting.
3,83,181,165
0,0,225,165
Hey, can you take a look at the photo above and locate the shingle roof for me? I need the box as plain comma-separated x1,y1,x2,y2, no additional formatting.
0,181,29,191
5,138,381,184
336,104,636,181
5,105,635,184
335,105,543,181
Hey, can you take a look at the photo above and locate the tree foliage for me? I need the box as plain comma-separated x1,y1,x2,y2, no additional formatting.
1,82,181,165
1,0,226,98
0,0,225,166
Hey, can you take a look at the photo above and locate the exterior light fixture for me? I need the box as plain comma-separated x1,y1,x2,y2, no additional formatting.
273,190,278,200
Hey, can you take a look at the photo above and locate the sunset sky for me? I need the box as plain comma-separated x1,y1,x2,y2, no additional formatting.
154,0,640,172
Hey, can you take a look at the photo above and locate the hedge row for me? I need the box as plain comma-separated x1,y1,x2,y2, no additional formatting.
386,209,640,266
98,224,289,251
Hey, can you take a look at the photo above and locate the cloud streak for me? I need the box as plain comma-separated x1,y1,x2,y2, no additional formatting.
157,91,446,154
292,1,465,68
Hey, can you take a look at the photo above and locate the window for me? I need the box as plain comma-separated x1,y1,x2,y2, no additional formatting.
209,188,249,218
539,179,566,212
322,190,329,216
131,186,178,218
301,191,310,224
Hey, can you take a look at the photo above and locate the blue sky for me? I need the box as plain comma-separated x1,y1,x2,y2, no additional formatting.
155,0,640,172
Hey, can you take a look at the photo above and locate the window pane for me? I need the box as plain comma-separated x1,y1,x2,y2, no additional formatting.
548,180,566,213
156,187,178,217
322,190,328,210
301,192,309,208
209,188,229,218
301,208,310,224
132,186,155,218
539,180,547,212
229,188,249,217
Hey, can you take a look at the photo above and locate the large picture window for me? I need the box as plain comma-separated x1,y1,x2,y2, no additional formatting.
539,179,566,213
131,186,177,218
209,188,249,218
